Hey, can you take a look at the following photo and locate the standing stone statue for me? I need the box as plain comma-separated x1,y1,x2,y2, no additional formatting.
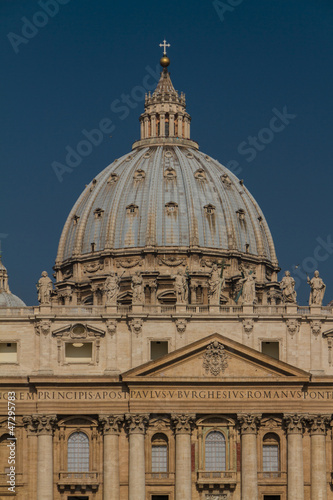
208,264,225,305
307,270,326,305
280,270,297,303
104,272,120,305
37,271,53,304
131,271,144,303
239,271,256,305
172,269,188,304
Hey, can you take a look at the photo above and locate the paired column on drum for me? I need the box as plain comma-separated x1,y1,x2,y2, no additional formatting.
237,413,261,500
172,414,196,500
284,413,305,500
125,413,149,500
308,415,330,500
23,415,57,500
99,415,123,500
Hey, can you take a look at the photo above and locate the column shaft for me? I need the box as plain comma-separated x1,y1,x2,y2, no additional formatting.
241,432,258,500
175,432,192,500
37,434,53,500
104,433,120,500
311,433,327,500
287,433,304,500
129,432,145,500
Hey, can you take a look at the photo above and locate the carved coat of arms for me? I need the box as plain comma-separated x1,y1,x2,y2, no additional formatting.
202,341,229,376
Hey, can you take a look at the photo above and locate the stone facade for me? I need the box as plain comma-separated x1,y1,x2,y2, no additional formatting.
0,49,332,500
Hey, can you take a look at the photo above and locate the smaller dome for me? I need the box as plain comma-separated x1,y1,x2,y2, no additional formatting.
0,255,26,307
0,291,26,308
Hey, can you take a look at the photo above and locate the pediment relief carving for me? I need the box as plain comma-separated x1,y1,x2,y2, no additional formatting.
202,341,229,376
52,323,105,339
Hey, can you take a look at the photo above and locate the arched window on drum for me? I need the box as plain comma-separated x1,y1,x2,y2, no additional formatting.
67,431,89,472
205,431,226,471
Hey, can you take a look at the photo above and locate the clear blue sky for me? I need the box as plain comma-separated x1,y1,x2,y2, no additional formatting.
1,0,332,305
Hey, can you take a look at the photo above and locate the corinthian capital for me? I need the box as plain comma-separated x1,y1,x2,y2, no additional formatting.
283,413,306,434
307,414,331,435
171,413,196,434
23,415,57,435
125,413,149,434
99,414,123,435
237,413,261,434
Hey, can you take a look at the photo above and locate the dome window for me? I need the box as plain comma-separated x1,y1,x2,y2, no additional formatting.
133,169,146,181
94,208,104,219
204,204,216,216
186,152,194,159
164,167,177,180
107,173,119,184
165,202,178,214
126,155,133,162
72,215,80,226
194,168,206,181
126,204,139,215
236,209,246,221
221,174,232,187
164,150,172,158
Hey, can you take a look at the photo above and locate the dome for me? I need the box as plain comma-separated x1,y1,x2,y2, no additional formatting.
56,146,277,262
0,291,26,308
54,55,280,305
0,256,26,307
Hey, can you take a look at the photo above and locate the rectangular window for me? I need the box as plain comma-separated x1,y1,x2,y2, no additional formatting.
0,342,17,363
152,445,167,472
261,341,279,360
65,342,92,363
263,444,279,472
151,341,168,361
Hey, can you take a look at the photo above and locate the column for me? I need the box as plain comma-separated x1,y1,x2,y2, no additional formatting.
125,414,149,500
169,114,175,136
308,415,330,500
284,413,305,500
238,413,261,500
151,114,156,137
144,117,149,138
177,115,183,138
99,415,123,500
172,414,195,500
160,114,165,136
25,415,57,500
23,416,38,499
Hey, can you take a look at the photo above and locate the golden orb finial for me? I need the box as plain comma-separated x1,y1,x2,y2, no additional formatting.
160,55,170,68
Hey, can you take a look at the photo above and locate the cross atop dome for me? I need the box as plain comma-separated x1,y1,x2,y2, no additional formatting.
159,39,170,56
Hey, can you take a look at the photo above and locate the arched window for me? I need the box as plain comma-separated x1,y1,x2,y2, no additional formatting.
205,431,226,471
263,433,279,476
67,432,89,472
151,434,168,473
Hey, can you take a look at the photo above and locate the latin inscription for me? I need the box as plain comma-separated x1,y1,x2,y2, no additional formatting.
1,389,333,401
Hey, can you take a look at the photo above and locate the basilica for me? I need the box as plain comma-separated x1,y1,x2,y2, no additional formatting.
0,45,332,500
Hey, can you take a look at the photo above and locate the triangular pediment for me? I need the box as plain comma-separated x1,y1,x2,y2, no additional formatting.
122,333,310,382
